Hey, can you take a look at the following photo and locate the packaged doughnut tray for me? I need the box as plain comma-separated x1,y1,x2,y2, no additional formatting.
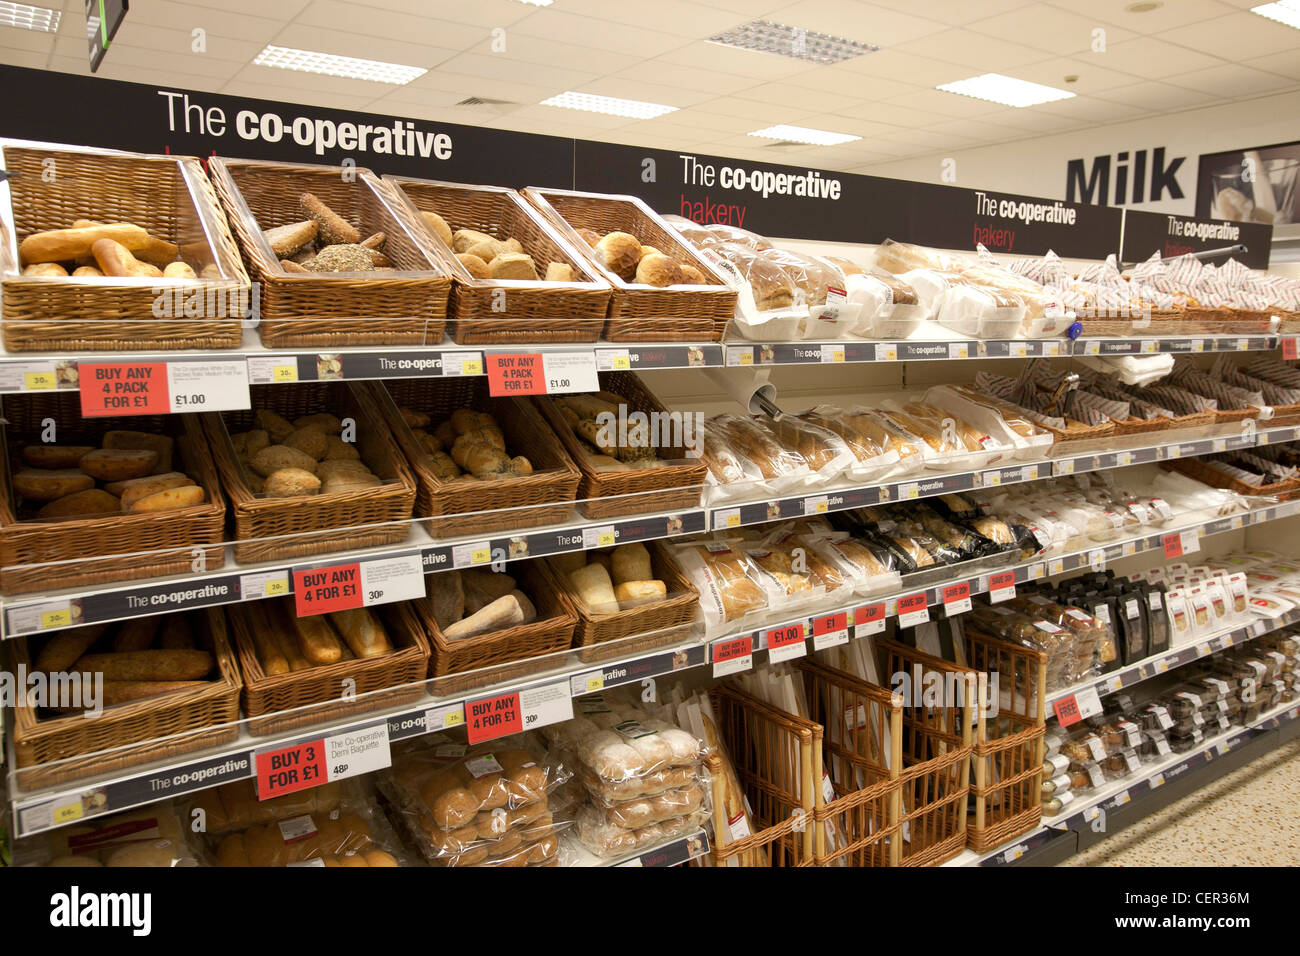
379,732,569,867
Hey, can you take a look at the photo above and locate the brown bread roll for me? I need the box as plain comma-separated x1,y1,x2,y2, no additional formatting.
34,625,106,672
78,448,158,481
13,468,94,502
21,445,95,469
111,617,159,653
102,431,173,473
38,488,121,518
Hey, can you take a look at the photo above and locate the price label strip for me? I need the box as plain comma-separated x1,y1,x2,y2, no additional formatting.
766,622,807,663
854,603,887,636
256,723,392,800
80,360,250,417
292,553,424,616
465,680,573,745
485,351,599,397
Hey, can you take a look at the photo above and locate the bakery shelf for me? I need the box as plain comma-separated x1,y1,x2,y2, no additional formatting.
944,696,1300,868
0,330,1285,398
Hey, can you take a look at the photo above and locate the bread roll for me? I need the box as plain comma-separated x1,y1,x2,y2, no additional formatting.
421,210,454,247
103,431,173,473
452,228,497,254
545,262,574,282
20,223,150,263
255,410,295,443
615,580,667,607
34,625,106,672
263,219,318,257
116,473,195,508
250,444,317,477
634,253,682,287
38,488,121,518
263,468,321,497
575,226,601,248
569,563,618,613
78,448,158,481
679,264,706,284
488,252,538,280
595,231,642,280
91,238,157,278
289,614,344,665
163,261,197,280
13,468,94,502
461,568,515,614
327,608,393,659
442,592,533,640
284,426,328,460
456,253,490,279
72,265,102,277
610,543,652,585
128,485,205,512
23,262,68,277
300,192,360,245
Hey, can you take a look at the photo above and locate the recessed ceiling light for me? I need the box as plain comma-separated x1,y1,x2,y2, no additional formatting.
0,1,60,32
748,124,861,146
252,44,427,85
540,91,677,119
937,73,1076,108
1252,0,1300,29
708,20,876,65
1125,1,1163,12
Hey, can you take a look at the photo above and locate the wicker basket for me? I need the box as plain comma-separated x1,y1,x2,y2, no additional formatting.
207,157,451,347
383,176,612,344
961,631,1047,854
868,643,977,865
414,560,577,696
367,377,580,539
1219,308,1277,334
540,542,698,655
793,658,904,866
203,382,416,564
0,140,249,352
532,371,706,520
0,398,226,596
1162,457,1300,500
227,598,430,737
706,683,819,867
522,186,737,343
11,606,241,790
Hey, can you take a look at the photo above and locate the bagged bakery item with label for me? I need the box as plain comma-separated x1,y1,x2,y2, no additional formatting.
881,400,1011,471
703,242,805,341
698,420,765,505
709,413,815,493
848,271,928,339
872,238,964,275
796,406,903,483
24,802,199,867
212,789,410,867
669,539,772,636
923,385,1054,461
756,415,857,486
935,278,1027,339
762,249,858,339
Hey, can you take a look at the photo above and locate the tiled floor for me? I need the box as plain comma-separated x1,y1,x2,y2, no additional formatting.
1066,737,1300,866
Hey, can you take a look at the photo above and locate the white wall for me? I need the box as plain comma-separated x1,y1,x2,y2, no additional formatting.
862,91,1300,217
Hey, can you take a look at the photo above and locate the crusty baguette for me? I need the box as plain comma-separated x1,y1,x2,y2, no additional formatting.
102,680,207,706
73,649,213,681
19,223,150,263
327,608,393,659
289,614,344,665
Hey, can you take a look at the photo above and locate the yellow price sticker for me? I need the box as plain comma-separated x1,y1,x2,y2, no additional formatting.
611,355,631,371
272,365,298,383
815,501,828,514
737,352,753,366
443,709,464,728
53,801,83,825
1050,560,1064,576
586,676,604,693
597,532,616,547
25,371,56,390
471,548,491,565
725,513,741,528
264,579,289,597
461,359,483,376
40,608,72,629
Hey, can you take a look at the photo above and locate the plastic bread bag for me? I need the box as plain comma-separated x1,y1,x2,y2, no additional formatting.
936,280,1027,339
573,803,710,859
882,401,1010,471
24,802,199,868
669,538,772,636
703,223,771,250
698,419,765,505
703,242,805,341
756,414,857,485
763,248,857,339
846,271,927,338
898,267,961,320
187,779,347,837
709,412,816,493
582,779,709,829
796,405,901,482
923,385,1054,461
872,238,964,275
741,539,827,612
890,518,966,567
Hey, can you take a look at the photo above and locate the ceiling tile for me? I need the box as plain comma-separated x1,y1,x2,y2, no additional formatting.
894,28,1057,69
181,0,311,19
401,71,558,106
761,0,948,46
1167,64,1298,98
798,112,909,139
734,80,866,113
654,40,828,79
921,117,1027,143
706,94,819,121
524,0,750,38
0,47,49,69
830,48,971,86
1010,56,1141,95
1047,0,1239,34
780,64,920,100
346,0,537,29
271,24,460,70
435,51,601,90
573,77,715,108
1252,50,1300,82
508,10,688,58
113,22,265,63
478,35,643,76
689,0,803,14
988,107,1087,134
295,1,486,51
509,104,639,131
1096,80,1222,112
833,100,952,127
82,43,244,80
884,127,983,149
1163,11,1300,60
1037,94,1150,124
226,63,405,99
1094,36,1224,79
966,5,1136,56
883,88,1015,119
862,0,1034,26
652,107,780,134
619,61,757,96
0,25,57,53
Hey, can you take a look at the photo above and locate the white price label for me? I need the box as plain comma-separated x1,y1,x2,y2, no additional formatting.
1237,338,1250,351
1123,541,1137,556
989,583,1016,604
1212,439,1226,452
714,508,741,530
725,346,754,367
443,351,484,376
595,348,631,372
1021,465,1039,481
1180,530,1201,555
1054,459,1076,477
820,344,845,363
1108,675,1125,693
359,553,425,607
519,680,574,729
1117,451,1133,466
247,355,298,384
5,599,76,635
1027,563,1046,580
540,352,599,395
982,470,1002,487
1089,550,1106,572
1140,340,1157,354
713,653,753,678
1002,844,1027,863
1076,686,1104,720
899,482,920,500
1084,340,1101,355
1010,341,1028,358
948,342,969,359
452,542,494,568
166,360,250,413
856,617,887,636
424,703,465,731
240,570,290,600
582,525,617,549
1049,559,1064,576
874,343,898,362
768,640,807,664
1197,643,1211,658
898,605,930,629
1044,342,1060,357
1192,339,1205,353
804,495,829,516
0,361,59,392
1151,772,1166,788
322,724,391,782
813,630,850,651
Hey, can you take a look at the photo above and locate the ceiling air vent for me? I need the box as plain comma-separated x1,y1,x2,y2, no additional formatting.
456,96,516,106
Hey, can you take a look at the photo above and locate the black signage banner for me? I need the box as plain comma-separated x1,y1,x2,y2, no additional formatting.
0,65,1271,265
1121,210,1272,269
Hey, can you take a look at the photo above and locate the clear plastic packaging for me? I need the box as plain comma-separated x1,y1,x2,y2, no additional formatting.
26,803,198,867
846,272,927,339
797,406,904,483
936,281,1026,339
670,539,773,636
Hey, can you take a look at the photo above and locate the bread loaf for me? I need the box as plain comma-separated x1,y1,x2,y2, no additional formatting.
38,488,121,518
615,580,667,607
327,608,393,659
103,431,173,473
488,252,538,280
289,614,344,665
300,192,360,245
128,485,205,512
13,468,94,502
34,625,106,672
78,448,158,481
20,223,150,263
116,473,195,508
263,219,318,257
569,563,618,613
421,210,453,247
610,543,652,585
111,618,159,653
74,649,213,681
461,568,515,614
442,592,534,640
456,253,490,279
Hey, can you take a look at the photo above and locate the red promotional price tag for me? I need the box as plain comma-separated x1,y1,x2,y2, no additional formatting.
896,592,930,628
812,612,847,637
78,363,169,417
766,622,806,663
293,563,361,616
854,603,887,635
1284,338,1298,361
942,581,972,616
256,740,327,799
1162,533,1183,560
1052,695,1083,728
465,691,523,744
486,353,544,396
713,636,753,662
989,571,1016,603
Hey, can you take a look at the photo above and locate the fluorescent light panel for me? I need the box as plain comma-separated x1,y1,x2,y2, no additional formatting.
748,124,861,146
709,20,876,65
1251,1,1300,29
0,1,60,32
937,72,1075,107
540,91,677,119
253,44,427,85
